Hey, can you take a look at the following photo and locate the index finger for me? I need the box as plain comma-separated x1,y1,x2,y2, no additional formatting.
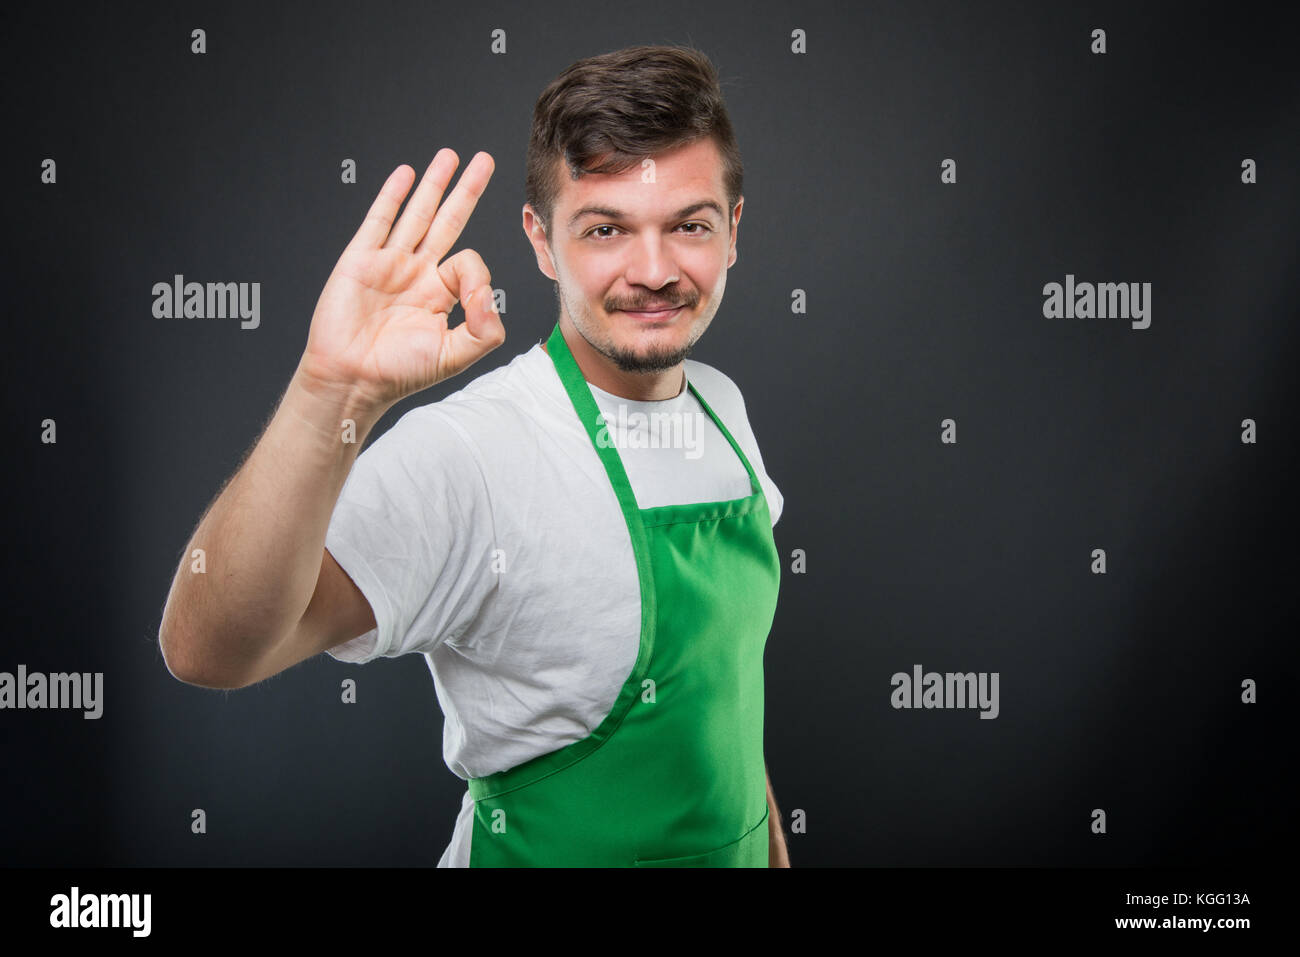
344,164,417,253
413,151,495,261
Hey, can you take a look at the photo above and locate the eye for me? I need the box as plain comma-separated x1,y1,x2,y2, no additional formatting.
583,222,714,240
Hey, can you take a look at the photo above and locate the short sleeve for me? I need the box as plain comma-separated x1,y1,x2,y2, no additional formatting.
766,474,784,528
324,405,496,664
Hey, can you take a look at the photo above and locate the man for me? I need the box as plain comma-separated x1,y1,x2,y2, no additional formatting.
159,44,789,867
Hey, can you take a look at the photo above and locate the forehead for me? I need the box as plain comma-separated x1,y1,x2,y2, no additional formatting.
556,138,727,220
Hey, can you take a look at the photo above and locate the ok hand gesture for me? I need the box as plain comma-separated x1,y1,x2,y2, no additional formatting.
299,149,504,410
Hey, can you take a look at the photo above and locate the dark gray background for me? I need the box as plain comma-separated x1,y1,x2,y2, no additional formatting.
4,1,1295,866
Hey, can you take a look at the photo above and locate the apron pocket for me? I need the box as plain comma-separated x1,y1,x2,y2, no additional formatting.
633,806,770,868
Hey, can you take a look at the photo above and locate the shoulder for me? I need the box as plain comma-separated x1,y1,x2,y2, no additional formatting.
683,358,749,418
375,341,562,450
685,358,784,525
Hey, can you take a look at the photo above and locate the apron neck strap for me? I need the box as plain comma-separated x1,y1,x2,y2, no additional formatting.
544,321,762,499
546,322,641,515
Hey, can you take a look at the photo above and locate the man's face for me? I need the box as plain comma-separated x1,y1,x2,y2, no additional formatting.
523,137,741,374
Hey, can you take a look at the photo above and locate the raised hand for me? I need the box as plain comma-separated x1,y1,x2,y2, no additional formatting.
298,149,504,409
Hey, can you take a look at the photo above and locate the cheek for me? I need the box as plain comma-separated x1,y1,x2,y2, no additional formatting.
576,264,620,303
692,253,728,295
558,259,598,304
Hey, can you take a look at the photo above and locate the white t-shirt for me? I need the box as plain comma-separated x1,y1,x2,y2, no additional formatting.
323,339,783,866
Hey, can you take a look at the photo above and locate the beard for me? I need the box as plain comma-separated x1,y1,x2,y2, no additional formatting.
601,336,697,373
558,282,709,374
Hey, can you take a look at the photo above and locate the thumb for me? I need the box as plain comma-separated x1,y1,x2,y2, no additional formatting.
460,282,505,348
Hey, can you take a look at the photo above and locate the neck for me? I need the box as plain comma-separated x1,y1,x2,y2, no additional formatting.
546,319,685,401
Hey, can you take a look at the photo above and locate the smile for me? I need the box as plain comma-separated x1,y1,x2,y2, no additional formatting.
618,306,683,322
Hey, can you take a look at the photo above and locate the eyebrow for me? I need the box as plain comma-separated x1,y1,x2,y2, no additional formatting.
567,200,725,230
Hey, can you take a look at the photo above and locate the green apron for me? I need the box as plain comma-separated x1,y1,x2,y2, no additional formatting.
467,321,781,867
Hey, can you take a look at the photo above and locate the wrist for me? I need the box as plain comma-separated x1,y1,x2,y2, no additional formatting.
286,358,391,443
291,356,391,425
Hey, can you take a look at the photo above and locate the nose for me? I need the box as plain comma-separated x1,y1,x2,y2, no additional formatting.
623,231,679,291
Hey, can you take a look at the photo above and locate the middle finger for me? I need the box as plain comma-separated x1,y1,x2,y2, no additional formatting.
414,151,495,261
387,148,459,251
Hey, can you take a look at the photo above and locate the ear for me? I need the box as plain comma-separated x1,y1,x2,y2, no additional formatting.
522,204,558,280
726,196,743,269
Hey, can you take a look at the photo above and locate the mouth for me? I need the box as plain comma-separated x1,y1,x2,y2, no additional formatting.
617,305,684,322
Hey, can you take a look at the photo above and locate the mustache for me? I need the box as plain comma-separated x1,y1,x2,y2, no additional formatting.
609,293,698,311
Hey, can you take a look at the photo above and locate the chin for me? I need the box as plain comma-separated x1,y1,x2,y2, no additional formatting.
607,326,700,374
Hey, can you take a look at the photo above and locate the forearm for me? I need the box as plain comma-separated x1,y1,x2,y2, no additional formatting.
767,768,790,867
159,360,387,686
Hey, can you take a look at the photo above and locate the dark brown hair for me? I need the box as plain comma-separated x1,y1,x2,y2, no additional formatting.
525,44,743,238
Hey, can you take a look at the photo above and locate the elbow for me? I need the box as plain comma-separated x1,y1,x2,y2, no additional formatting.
158,622,247,690
158,623,204,686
